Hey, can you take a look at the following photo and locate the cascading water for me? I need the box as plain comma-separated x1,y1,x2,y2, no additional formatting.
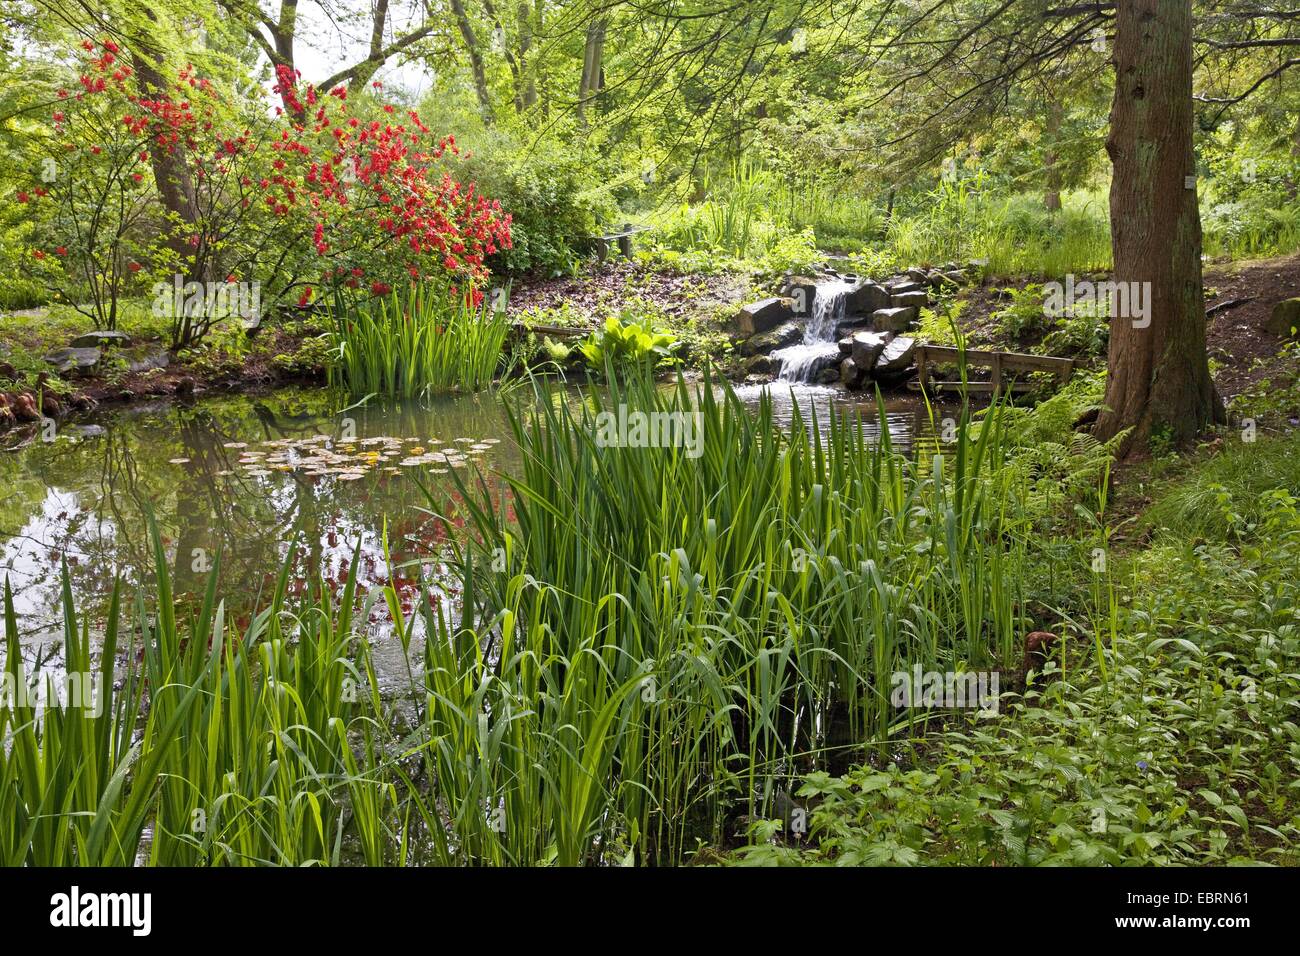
771,278,856,383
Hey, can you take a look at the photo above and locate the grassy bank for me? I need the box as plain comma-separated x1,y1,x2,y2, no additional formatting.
734,430,1300,865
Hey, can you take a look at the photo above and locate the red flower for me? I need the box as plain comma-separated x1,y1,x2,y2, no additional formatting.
32,249,46,260
128,261,141,272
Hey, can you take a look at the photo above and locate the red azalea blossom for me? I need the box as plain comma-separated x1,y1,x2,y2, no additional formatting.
41,41,513,312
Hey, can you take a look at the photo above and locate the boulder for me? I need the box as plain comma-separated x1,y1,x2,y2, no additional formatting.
44,346,101,374
741,320,802,356
905,267,930,284
736,297,796,336
835,318,872,338
885,274,921,290
849,330,890,370
890,290,930,310
837,335,854,355
128,350,172,374
12,392,40,422
1266,298,1300,338
781,276,819,318
0,361,17,383
847,280,891,315
885,279,924,296
840,357,866,390
871,307,917,333
873,335,917,375
815,365,840,385
70,330,132,349
744,353,776,376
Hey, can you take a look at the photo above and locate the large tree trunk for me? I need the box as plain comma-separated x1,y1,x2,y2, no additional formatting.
450,0,495,123
1095,0,1224,453
270,0,303,120
1043,99,1063,211
533,0,549,116
519,1,537,110
348,0,390,93
577,18,606,123
130,40,204,285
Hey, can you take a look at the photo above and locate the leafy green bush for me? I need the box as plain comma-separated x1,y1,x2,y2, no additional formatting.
756,227,821,278
453,131,623,277
1041,308,1109,357
578,313,680,371
992,283,1049,341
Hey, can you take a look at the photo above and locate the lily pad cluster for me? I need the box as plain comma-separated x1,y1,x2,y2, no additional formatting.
168,435,500,479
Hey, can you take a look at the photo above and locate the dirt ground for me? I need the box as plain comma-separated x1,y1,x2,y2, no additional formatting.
1201,254,1300,406
505,259,753,323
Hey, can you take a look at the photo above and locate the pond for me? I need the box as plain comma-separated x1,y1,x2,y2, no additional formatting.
0,378,938,689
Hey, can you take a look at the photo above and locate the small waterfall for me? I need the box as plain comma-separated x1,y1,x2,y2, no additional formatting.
772,278,856,383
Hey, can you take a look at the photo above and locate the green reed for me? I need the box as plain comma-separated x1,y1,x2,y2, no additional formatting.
329,283,511,398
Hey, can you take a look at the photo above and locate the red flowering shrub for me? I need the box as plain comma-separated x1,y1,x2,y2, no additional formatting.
24,40,512,346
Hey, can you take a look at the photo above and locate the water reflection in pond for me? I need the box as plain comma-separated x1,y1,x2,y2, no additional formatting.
0,380,939,688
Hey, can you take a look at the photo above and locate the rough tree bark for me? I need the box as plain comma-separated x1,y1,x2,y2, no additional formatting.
1095,0,1224,452
519,1,537,110
130,34,204,284
349,0,392,93
450,0,496,123
1043,99,1063,211
577,18,606,123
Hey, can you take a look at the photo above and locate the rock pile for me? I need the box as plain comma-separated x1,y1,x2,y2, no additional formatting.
733,262,975,388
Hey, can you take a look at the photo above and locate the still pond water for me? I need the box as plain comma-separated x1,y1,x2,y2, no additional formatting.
1,380,933,688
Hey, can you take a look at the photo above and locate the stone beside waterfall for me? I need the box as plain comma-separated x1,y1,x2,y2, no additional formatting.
848,331,889,369
741,321,802,356
847,281,891,315
875,335,917,375
736,297,796,335
872,307,916,332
